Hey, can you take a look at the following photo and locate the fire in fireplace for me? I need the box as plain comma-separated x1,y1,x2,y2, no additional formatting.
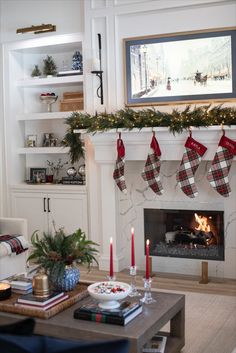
144,209,224,261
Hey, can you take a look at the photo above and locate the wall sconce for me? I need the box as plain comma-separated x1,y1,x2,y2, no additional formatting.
91,33,104,105
16,24,56,35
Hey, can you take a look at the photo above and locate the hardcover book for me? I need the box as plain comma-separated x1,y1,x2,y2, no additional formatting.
57,70,82,77
142,335,167,353
15,294,69,311
17,291,64,306
74,299,143,326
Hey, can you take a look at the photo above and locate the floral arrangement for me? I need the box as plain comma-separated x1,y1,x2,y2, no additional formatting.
27,226,99,280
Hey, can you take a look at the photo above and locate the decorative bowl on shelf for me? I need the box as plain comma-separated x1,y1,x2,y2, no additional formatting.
87,281,131,309
66,167,77,177
40,93,58,112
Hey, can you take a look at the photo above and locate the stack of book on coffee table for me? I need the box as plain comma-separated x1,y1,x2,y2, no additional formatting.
74,299,142,326
16,292,69,311
9,280,32,295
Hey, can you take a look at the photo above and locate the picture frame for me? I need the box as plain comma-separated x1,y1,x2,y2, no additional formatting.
26,135,37,147
42,133,58,147
30,168,46,183
124,27,236,106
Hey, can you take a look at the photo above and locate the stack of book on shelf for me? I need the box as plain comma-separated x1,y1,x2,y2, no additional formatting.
60,91,83,112
15,292,69,311
61,176,83,185
74,299,142,326
142,335,167,353
57,69,82,77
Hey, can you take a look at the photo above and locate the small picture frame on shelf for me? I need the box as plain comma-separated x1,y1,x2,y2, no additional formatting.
26,135,37,147
42,133,58,147
30,168,46,183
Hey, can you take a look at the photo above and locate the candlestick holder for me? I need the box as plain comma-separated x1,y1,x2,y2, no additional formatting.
140,278,156,304
129,266,141,297
106,275,116,281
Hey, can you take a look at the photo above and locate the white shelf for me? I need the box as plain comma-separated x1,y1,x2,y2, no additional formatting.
17,111,84,121
17,147,70,154
10,184,87,192
16,75,83,87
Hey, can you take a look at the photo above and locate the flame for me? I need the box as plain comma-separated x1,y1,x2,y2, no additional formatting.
194,213,211,232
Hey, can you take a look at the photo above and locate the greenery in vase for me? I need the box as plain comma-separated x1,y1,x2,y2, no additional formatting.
31,65,42,77
27,226,99,280
43,55,57,76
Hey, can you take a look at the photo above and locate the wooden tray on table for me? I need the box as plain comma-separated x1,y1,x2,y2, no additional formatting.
0,283,88,319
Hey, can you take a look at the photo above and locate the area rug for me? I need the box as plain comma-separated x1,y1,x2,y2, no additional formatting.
154,288,236,353
80,268,236,353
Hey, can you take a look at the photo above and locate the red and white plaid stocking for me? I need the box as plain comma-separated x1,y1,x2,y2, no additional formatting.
176,134,207,198
113,134,127,194
207,134,236,197
141,134,163,195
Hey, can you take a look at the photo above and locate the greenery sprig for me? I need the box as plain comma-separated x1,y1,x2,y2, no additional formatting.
62,105,236,163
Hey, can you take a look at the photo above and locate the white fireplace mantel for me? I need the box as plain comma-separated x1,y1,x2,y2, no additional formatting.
76,126,236,162
78,126,236,278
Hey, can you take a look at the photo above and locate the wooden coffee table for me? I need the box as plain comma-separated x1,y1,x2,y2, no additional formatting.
0,291,185,353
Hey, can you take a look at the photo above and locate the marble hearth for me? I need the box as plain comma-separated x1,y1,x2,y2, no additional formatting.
84,126,236,279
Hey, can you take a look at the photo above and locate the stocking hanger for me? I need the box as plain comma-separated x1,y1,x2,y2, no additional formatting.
221,122,225,135
189,127,192,137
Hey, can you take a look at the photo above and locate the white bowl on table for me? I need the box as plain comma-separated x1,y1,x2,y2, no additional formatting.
87,281,131,309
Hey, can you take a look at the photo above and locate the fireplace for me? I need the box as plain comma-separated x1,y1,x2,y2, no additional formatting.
144,209,224,261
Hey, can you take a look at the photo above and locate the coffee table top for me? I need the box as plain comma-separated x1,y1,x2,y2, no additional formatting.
0,290,185,353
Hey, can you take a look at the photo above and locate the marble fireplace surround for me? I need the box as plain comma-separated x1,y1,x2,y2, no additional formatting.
85,126,236,279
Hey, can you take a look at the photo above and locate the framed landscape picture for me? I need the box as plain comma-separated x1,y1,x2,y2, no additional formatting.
124,27,236,106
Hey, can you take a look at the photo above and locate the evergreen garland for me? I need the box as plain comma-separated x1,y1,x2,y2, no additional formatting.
62,105,236,163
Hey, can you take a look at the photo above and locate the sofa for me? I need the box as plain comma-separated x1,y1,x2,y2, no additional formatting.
0,318,130,353
0,217,28,280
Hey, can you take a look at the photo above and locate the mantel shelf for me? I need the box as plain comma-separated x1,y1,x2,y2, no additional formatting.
81,126,236,162
16,75,83,87
17,147,69,154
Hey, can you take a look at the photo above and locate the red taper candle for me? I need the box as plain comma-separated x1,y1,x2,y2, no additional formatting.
131,227,135,267
145,239,150,279
110,237,114,277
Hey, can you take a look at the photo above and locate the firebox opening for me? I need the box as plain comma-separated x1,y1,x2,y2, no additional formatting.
144,209,224,261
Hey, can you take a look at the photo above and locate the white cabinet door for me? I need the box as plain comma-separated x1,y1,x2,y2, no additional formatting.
11,192,48,241
48,193,88,235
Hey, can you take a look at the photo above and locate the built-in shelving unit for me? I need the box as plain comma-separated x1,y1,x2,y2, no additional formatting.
3,33,88,233
3,33,84,185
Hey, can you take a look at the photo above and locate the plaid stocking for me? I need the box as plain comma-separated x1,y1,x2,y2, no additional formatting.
176,135,207,198
113,135,127,194
207,134,236,197
141,135,163,195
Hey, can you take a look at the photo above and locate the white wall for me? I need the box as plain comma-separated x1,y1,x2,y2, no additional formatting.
84,0,236,278
84,0,236,112
0,0,84,43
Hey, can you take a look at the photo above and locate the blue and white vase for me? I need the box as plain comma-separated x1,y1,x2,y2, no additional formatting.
51,265,80,292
